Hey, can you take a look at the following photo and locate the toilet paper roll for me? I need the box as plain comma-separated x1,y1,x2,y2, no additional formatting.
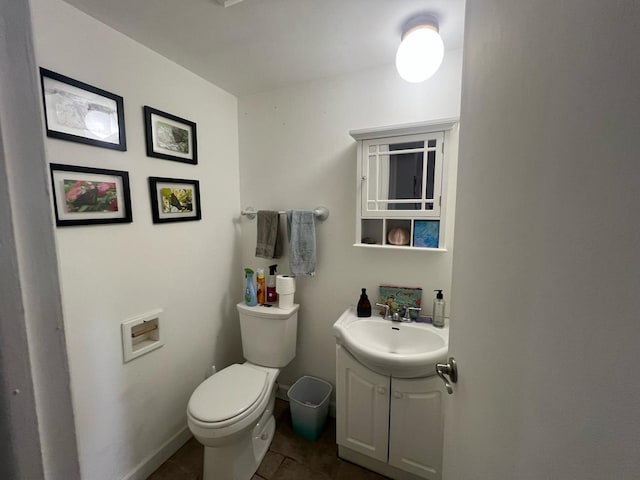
276,275,296,294
279,293,294,310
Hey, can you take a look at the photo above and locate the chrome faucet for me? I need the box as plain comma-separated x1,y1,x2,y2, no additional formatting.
402,307,421,322
375,303,392,320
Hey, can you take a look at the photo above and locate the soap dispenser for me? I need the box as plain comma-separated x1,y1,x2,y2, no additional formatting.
244,268,258,306
357,288,372,317
432,289,445,328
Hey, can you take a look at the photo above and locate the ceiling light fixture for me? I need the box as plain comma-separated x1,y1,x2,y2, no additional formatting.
395,15,444,83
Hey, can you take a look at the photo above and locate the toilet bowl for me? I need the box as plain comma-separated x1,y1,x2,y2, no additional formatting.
187,303,299,480
187,363,279,480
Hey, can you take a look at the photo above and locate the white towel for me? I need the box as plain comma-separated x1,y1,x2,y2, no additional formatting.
286,210,316,276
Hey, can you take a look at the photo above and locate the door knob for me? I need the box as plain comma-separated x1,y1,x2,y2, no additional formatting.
436,357,458,394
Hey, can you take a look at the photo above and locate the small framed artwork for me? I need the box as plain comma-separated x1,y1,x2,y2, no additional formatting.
39,68,126,151
143,106,197,164
149,177,201,224
379,285,423,318
49,163,132,227
413,220,440,248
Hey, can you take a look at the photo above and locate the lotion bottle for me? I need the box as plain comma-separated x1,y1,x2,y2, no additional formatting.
433,289,445,328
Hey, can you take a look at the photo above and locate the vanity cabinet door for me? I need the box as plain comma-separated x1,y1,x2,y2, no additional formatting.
389,375,445,480
336,345,390,462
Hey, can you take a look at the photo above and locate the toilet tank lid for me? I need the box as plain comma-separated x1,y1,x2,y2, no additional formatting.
236,303,299,319
188,364,267,423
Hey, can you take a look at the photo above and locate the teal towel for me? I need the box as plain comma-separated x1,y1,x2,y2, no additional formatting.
286,210,316,276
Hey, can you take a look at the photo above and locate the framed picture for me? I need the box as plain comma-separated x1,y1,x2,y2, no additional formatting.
413,220,440,248
49,163,132,227
149,177,201,224
144,106,197,164
39,68,126,151
379,285,423,318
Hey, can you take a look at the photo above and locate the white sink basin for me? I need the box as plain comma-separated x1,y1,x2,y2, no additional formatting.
333,307,449,378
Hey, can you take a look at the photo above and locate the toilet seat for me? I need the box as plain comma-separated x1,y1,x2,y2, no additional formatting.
188,364,268,426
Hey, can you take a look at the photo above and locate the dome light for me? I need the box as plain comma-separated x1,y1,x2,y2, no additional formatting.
395,17,444,83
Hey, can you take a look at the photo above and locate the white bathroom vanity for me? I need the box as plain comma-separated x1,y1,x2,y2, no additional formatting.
333,308,449,480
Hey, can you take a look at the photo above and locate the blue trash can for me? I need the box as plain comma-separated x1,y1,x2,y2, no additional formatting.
287,376,333,441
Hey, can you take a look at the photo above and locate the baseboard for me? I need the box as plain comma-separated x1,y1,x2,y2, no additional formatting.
121,426,192,480
275,381,290,401
276,382,336,418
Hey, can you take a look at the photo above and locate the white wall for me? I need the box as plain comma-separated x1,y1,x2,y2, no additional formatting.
29,0,243,478
445,0,640,478
238,51,463,389
0,0,79,477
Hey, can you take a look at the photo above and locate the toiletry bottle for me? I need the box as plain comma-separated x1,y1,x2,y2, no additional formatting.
244,268,258,306
266,264,278,304
433,289,445,328
256,268,265,304
357,288,372,317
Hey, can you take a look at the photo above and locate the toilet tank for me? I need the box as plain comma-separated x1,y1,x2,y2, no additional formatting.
236,303,299,367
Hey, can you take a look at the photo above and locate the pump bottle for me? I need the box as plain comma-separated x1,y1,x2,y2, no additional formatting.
266,264,278,304
244,268,258,306
432,289,445,328
357,288,372,317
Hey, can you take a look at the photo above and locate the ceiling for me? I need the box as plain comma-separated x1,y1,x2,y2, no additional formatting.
63,0,466,97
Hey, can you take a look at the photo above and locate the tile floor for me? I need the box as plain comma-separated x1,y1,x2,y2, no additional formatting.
147,398,388,480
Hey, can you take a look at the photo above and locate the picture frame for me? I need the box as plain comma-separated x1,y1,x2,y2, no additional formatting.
413,220,440,248
143,106,198,164
378,285,423,319
49,163,132,227
148,177,201,224
39,68,127,151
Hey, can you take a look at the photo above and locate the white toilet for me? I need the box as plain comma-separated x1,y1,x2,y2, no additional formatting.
187,302,299,480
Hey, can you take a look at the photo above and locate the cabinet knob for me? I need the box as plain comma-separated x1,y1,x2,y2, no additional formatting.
393,391,403,399
377,386,387,395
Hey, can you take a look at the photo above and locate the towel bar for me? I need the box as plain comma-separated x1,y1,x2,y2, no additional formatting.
241,206,329,221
